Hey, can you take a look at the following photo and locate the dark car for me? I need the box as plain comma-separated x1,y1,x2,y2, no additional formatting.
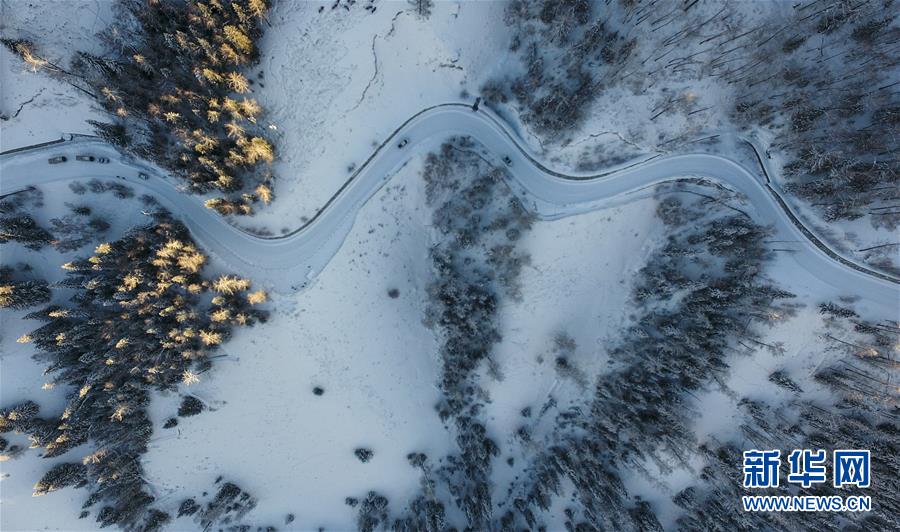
48,156,67,164
397,138,409,148
503,156,513,166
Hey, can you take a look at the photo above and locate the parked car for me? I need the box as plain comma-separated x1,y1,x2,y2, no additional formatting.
138,172,149,180
75,155,96,162
397,138,409,148
48,156,67,164
98,157,110,163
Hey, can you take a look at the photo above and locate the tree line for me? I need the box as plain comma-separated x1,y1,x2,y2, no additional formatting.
498,187,796,530
1,213,267,530
3,0,276,216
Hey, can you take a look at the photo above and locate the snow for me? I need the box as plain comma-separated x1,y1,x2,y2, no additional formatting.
139,161,661,530
0,181,169,530
486,0,899,273
2,0,899,530
0,0,110,149
143,155,447,530
485,198,662,526
0,153,663,530
243,0,511,232
486,199,661,435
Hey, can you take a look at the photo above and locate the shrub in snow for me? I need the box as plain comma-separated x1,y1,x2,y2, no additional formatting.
177,396,204,417
356,491,389,532
354,447,374,463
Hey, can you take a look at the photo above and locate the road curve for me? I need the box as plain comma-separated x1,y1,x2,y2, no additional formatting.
1,103,898,309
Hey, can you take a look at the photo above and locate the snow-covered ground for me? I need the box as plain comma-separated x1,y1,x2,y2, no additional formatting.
243,0,511,232
0,150,665,530
2,129,896,529
141,155,445,530
2,1,898,530
0,182,171,530
3,0,892,273
0,0,109,147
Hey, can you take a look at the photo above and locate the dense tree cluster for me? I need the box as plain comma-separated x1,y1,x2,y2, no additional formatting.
424,140,533,529
0,213,53,250
357,491,391,532
489,0,899,235
499,189,794,530
1,216,267,530
676,303,899,530
197,480,259,529
486,0,636,136
731,1,900,227
359,139,532,530
391,453,446,532
48,203,112,252
3,0,276,215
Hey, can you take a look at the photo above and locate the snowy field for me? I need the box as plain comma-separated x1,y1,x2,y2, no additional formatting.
4,163,892,529
0,147,660,529
2,0,898,530
232,0,511,232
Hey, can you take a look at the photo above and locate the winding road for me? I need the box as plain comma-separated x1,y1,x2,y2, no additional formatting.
1,103,898,309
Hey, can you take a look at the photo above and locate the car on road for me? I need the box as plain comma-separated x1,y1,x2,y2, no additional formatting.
48,156,67,164
138,172,149,180
397,138,409,148
75,155,110,163
503,156,513,166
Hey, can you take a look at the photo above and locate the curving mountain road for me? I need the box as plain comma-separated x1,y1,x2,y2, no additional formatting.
1,103,898,309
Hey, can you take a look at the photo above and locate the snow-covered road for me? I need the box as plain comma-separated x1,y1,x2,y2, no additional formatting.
1,103,898,308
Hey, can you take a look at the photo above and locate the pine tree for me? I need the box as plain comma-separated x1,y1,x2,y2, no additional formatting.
0,267,50,309
0,214,54,249
1,216,267,529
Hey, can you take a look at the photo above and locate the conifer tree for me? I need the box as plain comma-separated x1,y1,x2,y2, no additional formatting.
1,215,266,529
